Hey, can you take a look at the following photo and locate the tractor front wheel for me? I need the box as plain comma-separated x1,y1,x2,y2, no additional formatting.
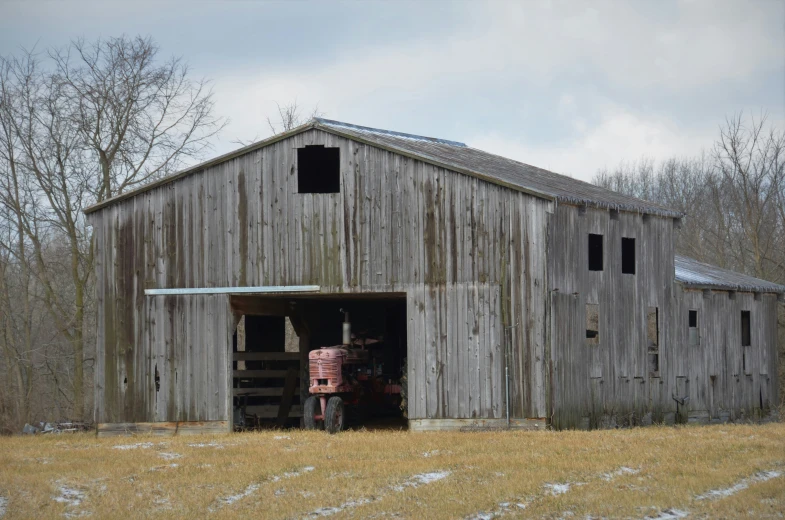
324,396,344,434
303,396,321,430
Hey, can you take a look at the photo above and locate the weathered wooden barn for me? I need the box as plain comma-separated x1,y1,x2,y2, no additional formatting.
85,118,785,435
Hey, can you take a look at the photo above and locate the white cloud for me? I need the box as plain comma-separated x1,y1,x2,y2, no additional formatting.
206,0,783,170
468,106,715,181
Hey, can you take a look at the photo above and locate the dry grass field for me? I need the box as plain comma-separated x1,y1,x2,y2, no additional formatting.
0,423,783,519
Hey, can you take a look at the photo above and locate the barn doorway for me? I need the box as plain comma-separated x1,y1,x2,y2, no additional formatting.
230,293,408,431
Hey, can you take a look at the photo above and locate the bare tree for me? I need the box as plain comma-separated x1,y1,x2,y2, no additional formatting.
51,36,226,200
266,100,321,134
0,36,226,426
713,113,785,280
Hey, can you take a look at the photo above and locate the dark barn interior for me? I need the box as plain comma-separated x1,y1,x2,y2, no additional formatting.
231,294,408,431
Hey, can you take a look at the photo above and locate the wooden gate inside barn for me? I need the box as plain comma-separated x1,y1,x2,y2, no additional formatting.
231,297,309,429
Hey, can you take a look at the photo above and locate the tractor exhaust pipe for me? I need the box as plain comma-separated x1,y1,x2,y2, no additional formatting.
340,309,351,346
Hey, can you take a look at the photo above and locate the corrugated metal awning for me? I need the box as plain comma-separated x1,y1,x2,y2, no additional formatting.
675,256,785,294
145,285,321,296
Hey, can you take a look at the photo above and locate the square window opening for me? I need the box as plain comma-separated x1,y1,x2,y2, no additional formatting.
588,234,603,271
297,145,340,194
621,237,635,274
586,303,599,344
741,310,751,346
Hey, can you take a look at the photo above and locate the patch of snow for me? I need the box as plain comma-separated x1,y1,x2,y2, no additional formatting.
112,442,154,450
695,470,782,500
422,450,439,457
306,470,451,517
187,442,223,449
647,509,690,519
213,466,315,510
544,483,571,496
219,484,260,506
152,497,170,508
309,498,375,517
602,466,640,481
0,495,7,518
466,501,527,520
149,463,179,471
53,486,85,508
391,471,451,491
271,466,314,483
158,452,182,461
274,435,291,440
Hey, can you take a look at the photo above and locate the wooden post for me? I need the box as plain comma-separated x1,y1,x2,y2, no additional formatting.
277,366,299,426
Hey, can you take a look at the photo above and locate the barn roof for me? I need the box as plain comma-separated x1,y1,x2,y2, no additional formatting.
675,255,785,294
314,118,682,218
84,118,683,217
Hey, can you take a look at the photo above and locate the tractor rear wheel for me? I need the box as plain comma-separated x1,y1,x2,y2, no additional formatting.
324,396,344,434
303,396,321,430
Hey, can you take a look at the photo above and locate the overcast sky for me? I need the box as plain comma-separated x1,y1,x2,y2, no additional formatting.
2,0,783,181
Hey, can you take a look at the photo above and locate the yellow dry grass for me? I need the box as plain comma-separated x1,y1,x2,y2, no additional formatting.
0,423,783,519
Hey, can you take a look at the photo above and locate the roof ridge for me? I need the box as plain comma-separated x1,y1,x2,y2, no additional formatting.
314,118,467,147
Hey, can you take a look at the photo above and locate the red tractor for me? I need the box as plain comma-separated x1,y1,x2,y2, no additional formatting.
304,311,402,433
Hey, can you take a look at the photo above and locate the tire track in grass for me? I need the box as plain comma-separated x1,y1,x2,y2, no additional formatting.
466,466,640,520
694,469,782,501
305,470,452,518
210,466,315,511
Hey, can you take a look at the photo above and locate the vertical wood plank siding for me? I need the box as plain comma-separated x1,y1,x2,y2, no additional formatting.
91,129,550,424
547,205,780,428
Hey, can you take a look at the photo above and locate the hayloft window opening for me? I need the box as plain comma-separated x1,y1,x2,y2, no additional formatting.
647,306,659,373
297,145,340,194
586,303,599,344
688,310,699,346
741,311,751,347
588,234,603,271
621,237,635,274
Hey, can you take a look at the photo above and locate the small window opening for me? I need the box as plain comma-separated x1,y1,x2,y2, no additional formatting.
741,310,751,346
647,306,659,373
588,234,603,271
609,209,619,221
688,310,699,346
297,145,340,193
154,365,160,392
621,237,636,274
586,303,599,344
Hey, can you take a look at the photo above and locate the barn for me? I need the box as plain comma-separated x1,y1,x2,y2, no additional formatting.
84,118,784,435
